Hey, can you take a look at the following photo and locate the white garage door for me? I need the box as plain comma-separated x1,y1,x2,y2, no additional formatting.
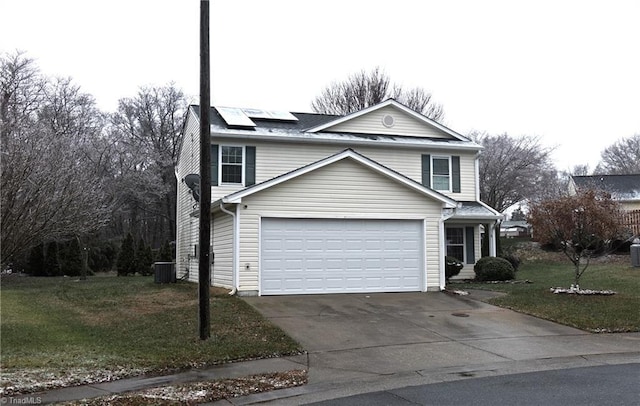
261,218,423,295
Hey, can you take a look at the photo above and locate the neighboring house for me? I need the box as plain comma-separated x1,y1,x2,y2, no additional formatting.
500,220,532,238
176,99,502,296
570,174,640,235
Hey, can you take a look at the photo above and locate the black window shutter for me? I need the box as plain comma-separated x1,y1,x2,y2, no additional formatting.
452,156,461,193
210,144,219,186
245,146,256,186
465,226,475,264
421,154,431,187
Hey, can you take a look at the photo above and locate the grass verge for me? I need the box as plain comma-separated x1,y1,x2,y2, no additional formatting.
0,275,302,394
452,259,640,332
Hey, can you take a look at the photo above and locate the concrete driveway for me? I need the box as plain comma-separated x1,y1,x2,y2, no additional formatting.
242,291,640,404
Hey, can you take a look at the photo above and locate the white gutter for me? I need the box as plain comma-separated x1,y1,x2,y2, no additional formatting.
219,202,238,295
210,131,484,152
475,151,481,201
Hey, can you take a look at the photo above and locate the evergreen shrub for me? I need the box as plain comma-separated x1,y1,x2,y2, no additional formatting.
474,256,515,281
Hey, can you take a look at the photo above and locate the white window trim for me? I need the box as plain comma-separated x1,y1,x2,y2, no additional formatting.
431,155,452,192
219,145,245,186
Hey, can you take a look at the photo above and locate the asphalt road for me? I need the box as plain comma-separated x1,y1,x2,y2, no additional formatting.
306,363,640,406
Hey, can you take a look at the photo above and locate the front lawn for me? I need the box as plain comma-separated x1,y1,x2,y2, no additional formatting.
0,275,301,394
454,258,640,332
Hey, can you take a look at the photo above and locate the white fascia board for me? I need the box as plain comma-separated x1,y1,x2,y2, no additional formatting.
306,99,470,142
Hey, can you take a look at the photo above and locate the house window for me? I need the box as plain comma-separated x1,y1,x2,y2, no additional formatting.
221,146,243,184
446,227,464,262
432,156,451,191
421,154,460,193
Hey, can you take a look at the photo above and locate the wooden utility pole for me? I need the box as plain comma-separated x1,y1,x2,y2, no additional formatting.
198,0,211,340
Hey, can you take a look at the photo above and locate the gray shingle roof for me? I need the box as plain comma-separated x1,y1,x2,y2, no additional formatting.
572,174,640,201
189,105,483,151
191,105,339,132
451,201,503,220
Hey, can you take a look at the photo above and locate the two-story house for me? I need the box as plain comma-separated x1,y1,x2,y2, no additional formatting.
175,99,502,296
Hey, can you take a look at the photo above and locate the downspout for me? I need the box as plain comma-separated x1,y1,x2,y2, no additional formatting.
219,202,238,295
439,207,457,291
474,151,481,201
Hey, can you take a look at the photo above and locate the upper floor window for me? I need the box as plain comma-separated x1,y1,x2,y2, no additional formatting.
432,156,451,191
421,154,461,193
211,144,256,187
221,146,244,184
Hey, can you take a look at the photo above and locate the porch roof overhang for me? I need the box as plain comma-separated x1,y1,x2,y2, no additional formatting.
446,201,504,222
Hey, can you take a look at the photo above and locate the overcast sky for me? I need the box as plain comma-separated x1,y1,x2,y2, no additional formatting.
2,0,639,171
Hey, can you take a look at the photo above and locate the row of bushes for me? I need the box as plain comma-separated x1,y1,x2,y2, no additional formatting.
14,236,173,277
446,255,519,282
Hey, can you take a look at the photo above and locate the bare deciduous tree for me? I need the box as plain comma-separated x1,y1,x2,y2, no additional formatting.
570,164,591,176
528,190,624,286
311,67,444,121
1,52,113,264
595,134,640,175
108,84,187,246
473,132,558,212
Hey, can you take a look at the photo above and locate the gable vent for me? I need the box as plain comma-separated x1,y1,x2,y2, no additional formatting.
382,114,395,128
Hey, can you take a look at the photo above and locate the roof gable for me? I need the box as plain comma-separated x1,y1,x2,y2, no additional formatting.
221,149,457,208
306,99,469,141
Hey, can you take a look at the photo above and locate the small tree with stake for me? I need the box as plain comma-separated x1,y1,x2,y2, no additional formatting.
528,190,624,288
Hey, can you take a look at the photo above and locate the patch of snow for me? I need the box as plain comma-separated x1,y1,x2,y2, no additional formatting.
550,285,616,295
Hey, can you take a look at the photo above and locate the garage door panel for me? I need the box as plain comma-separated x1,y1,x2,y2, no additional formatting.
261,218,423,295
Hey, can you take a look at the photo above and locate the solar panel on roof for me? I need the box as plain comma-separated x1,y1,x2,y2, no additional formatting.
242,108,299,122
242,108,271,119
266,110,298,121
217,107,256,127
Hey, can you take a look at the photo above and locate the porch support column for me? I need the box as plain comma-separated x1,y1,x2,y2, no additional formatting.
488,222,497,257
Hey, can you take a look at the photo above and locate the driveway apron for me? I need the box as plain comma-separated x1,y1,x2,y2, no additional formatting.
243,292,639,384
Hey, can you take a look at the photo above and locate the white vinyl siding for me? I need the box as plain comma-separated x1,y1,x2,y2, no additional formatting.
209,140,478,202
622,201,640,211
176,108,201,282
212,211,233,288
236,158,444,294
325,105,450,138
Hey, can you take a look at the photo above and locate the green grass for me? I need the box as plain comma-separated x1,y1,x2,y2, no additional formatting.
0,275,301,372
456,259,640,332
